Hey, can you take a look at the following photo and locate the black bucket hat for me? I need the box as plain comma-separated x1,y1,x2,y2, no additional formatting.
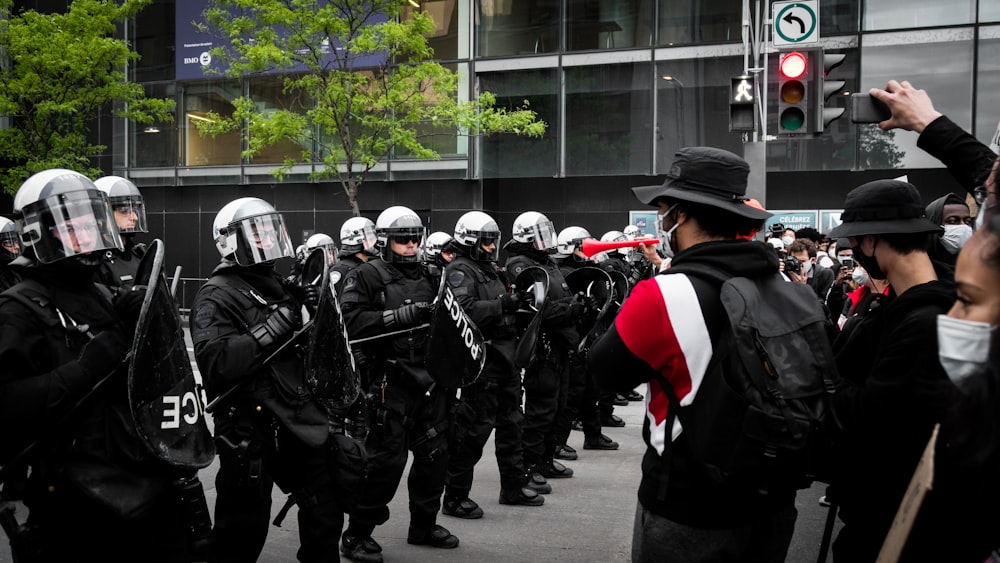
632,147,771,220
828,179,941,238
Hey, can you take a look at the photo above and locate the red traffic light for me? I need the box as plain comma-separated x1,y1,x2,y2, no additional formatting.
779,52,807,79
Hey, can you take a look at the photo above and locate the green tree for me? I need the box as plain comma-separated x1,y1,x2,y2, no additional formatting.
0,0,175,194
858,125,906,169
197,0,546,216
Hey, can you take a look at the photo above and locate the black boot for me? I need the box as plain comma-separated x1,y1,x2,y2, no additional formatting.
407,524,460,548
583,433,619,450
341,530,383,563
442,496,484,519
536,459,574,479
554,444,578,460
499,486,545,506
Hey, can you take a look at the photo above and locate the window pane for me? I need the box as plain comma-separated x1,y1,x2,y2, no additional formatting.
133,82,177,168
983,2,1000,23
180,80,242,166
247,75,312,165
976,27,1000,147
566,63,652,175
658,0,741,46
655,57,746,173
860,30,974,169
566,0,653,51
820,0,859,36
863,0,975,30
403,0,466,60
479,68,558,177
476,0,560,57
395,63,468,159
132,0,175,82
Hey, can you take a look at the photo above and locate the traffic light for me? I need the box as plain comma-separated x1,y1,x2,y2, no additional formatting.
777,51,809,135
812,50,846,133
729,75,756,132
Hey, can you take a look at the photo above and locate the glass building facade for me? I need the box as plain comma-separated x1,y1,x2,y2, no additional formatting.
60,0,1000,286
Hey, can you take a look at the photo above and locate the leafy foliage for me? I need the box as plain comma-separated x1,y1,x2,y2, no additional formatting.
0,0,175,194
197,0,545,215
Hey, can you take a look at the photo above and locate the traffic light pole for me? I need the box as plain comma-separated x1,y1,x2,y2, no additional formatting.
741,0,771,211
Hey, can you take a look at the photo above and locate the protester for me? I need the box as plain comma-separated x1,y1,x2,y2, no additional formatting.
924,193,973,267
590,147,799,563
827,179,960,562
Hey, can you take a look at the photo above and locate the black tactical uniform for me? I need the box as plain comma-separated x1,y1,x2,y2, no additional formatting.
341,258,456,552
553,256,606,448
331,253,367,297
0,263,191,561
0,263,20,292
95,238,146,296
505,243,582,479
443,252,545,514
191,263,345,563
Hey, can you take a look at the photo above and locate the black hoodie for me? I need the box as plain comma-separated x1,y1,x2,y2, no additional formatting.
924,192,968,267
590,239,791,528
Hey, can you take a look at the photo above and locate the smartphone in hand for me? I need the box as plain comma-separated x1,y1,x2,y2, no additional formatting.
850,93,892,124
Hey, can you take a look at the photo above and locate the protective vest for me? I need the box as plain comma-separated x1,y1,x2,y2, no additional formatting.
450,255,516,341
201,271,329,447
368,260,436,362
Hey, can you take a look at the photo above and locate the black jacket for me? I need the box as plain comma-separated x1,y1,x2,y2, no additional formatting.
832,263,960,561
917,116,996,192
505,243,582,351
191,263,329,448
0,264,173,516
590,240,794,528
924,192,967,267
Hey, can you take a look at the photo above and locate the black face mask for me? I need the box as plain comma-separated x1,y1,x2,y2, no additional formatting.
852,238,886,280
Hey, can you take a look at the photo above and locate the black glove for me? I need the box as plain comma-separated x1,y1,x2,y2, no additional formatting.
250,305,300,351
79,329,129,379
568,301,586,319
577,292,597,311
114,287,146,338
498,292,521,313
382,302,431,329
284,280,320,309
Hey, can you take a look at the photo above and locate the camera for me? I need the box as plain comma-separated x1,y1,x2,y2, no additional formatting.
783,255,802,274
839,257,855,269
769,223,785,236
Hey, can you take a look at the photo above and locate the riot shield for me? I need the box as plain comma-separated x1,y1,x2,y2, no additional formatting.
426,278,486,387
129,239,216,469
607,270,630,314
305,248,361,413
566,266,614,353
512,266,549,369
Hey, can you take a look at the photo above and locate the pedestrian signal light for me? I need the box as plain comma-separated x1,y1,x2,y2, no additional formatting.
777,52,809,134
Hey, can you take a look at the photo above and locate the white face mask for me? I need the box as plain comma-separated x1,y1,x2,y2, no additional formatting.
937,315,995,385
801,259,813,275
656,205,679,259
851,268,869,286
781,236,794,247
940,224,974,255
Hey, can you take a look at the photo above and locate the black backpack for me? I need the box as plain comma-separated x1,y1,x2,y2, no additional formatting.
661,263,841,493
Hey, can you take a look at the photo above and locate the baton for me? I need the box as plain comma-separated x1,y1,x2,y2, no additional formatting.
205,321,432,413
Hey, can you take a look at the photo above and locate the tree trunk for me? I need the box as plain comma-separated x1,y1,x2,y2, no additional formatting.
345,178,360,217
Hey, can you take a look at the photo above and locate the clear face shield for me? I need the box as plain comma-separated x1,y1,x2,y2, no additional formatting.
530,220,558,251
109,195,148,234
472,231,501,262
0,231,21,261
23,191,123,264
231,213,295,266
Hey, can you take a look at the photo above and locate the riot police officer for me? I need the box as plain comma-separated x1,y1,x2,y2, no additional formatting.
0,169,192,561
190,197,345,563
504,212,581,484
424,230,455,284
93,175,148,296
552,228,619,459
442,211,547,520
340,206,458,562
0,217,22,292
332,216,379,297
